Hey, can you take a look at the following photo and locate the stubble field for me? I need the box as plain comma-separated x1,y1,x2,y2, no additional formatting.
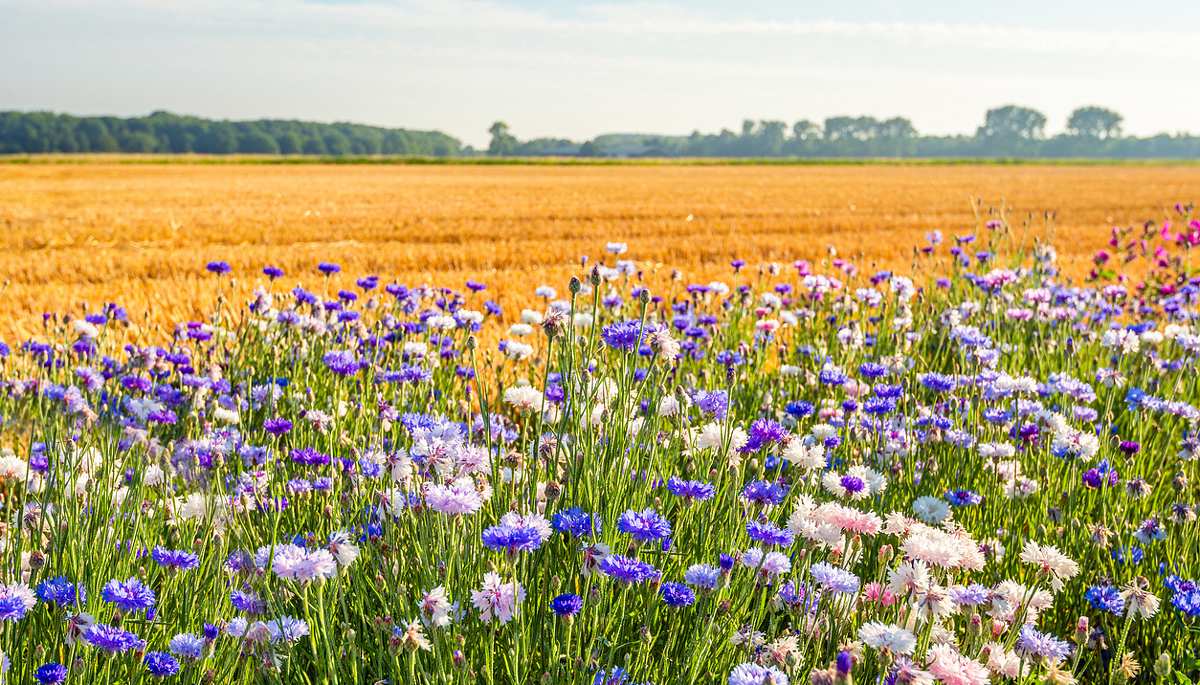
1,161,1199,338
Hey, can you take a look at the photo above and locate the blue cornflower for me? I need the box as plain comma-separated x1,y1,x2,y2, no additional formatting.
617,508,672,543
0,592,29,622
481,522,545,555
36,577,80,606
35,663,68,684
858,362,888,379
169,632,206,660
818,367,847,386
863,397,895,415
263,265,284,279
151,547,199,571
205,261,231,274
317,262,341,275
684,564,721,590
550,593,583,617
741,419,788,452
601,320,655,351
1112,546,1144,564
144,651,181,677
551,507,599,538
919,372,957,393
83,624,145,653
659,582,696,608
944,489,982,507
666,477,715,502
230,589,266,614
1169,578,1200,617
785,401,814,419
745,520,793,548
101,577,156,614
741,480,788,506
1084,583,1125,616
597,555,660,584
594,667,632,685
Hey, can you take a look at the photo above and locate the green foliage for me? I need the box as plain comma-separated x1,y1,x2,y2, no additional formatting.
0,111,462,156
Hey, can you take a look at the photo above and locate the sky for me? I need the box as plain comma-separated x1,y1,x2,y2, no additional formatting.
2,0,1198,147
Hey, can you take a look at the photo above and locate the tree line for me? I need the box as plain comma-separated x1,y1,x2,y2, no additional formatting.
489,105,1200,159
3,106,1199,158
0,111,461,156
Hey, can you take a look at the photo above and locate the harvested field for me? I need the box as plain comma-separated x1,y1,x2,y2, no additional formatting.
1,162,1197,338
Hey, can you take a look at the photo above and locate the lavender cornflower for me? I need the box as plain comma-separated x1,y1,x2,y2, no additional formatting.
684,564,721,590
728,662,789,685
1014,625,1073,665
169,633,206,660
809,562,860,594
322,350,361,376
693,390,729,419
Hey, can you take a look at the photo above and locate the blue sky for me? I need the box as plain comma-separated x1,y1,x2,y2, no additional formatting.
1,0,1196,147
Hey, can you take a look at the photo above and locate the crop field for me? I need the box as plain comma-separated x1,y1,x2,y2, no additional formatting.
0,160,1199,684
2,162,1200,340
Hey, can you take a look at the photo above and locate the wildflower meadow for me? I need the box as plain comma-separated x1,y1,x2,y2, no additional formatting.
0,207,1198,685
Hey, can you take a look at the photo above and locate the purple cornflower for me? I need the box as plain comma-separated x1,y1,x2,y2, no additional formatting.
205,261,231,275
666,477,715,502
291,448,331,467
550,593,583,617
317,262,341,275
919,373,957,393
230,589,266,614
322,350,361,376
151,547,199,571
741,419,787,453
83,624,146,653
1082,460,1119,489
745,520,793,547
263,265,284,279
659,582,696,607
617,508,672,543
597,554,660,584
101,577,156,614
263,417,292,435
35,663,68,684
169,633,206,660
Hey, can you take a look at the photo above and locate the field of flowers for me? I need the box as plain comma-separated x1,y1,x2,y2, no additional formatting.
0,199,1198,684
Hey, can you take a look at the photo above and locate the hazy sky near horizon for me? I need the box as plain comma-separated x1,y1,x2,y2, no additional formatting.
2,0,1198,147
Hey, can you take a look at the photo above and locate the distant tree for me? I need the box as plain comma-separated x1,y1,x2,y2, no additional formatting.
198,125,238,154
791,120,821,142
238,129,280,154
1067,106,1123,139
487,121,518,156
277,131,303,155
976,105,1047,142
322,131,352,155
758,120,787,155
578,140,599,157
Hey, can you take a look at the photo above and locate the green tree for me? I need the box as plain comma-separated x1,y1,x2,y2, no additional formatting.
976,105,1047,142
487,121,518,156
1066,106,1123,139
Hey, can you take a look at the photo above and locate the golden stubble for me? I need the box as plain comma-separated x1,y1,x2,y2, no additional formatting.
1,162,1197,341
